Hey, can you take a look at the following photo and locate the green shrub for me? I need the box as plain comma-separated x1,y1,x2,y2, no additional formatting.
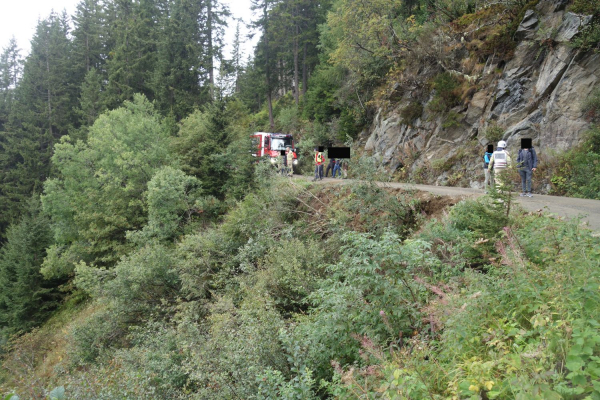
330,212,600,399
448,197,509,237
252,239,325,315
183,291,288,399
583,87,600,122
428,72,461,113
175,228,236,300
482,123,505,144
68,307,127,365
127,166,204,243
276,105,302,133
75,243,180,318
300,231,433,372
114,322,189,395
442,110,462,128
256,330,319,400
418,197,510,269
551,125,600,199
334,182,422,238
431,158,451,172
570,0,600,50
401,101,423,125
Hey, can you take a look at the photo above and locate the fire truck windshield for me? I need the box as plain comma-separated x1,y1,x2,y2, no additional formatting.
271,137,292,151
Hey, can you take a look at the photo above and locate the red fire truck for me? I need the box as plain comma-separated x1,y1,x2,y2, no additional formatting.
251,132,298,169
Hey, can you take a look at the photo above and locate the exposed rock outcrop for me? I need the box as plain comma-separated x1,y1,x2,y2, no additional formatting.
363,2,598,191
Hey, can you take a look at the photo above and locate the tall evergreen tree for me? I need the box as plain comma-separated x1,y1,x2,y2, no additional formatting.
0,13,78,242
72,0,107,76
0,196,62,336
151,0,206,120
0,38,23,132
231,21,245,94
74,67,107,133
202,0,230,100
151,0,230,120
251,0,278,129
104,0,162,108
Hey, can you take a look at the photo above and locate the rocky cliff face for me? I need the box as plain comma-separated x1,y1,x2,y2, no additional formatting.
363,1,599,191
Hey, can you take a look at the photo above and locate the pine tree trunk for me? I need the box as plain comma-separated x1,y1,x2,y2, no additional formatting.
46,51,53,138
85,34,90,72
302,41,308,96
207,0,214,100
294,27,299,105
267,91,274,129
279,59,285,96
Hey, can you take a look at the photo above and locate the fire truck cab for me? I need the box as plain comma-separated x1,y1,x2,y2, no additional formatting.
251,132,298,168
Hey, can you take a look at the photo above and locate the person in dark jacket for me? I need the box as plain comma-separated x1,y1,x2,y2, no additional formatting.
325,158,336,177
332,159,342,178
517,145,538,197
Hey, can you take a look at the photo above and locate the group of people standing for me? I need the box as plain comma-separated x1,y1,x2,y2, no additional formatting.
301,140,538,195
484,138,538,197
313,148,347,181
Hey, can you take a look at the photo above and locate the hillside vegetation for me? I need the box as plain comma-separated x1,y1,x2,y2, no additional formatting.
2,168,600,399
0,0,600,398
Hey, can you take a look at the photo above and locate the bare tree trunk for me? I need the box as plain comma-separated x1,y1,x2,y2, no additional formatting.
267,91,274,129
302,41,308,96
207,0,215,100
279,58,285,96
46,50,53,138
294,25,299,105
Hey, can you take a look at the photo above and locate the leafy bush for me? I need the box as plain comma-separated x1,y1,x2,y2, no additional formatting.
128,166,204,243
42,94,171,274
329,213,600,399
256,329,319,400
68,307,128,365
551,125,600,199
182,291,287,399
342,183,422,238
112,322,189,396
299,231,433,374
448,197,509,237
251,239,325,315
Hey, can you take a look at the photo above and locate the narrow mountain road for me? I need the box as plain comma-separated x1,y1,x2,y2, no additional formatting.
297,176,600,232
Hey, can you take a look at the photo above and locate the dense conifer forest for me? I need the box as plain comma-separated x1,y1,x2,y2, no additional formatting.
0,0,600,398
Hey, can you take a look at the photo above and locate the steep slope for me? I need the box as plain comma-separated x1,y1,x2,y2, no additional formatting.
363,1,599,190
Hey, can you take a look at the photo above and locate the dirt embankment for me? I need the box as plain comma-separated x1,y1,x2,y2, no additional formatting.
299,176,600,232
